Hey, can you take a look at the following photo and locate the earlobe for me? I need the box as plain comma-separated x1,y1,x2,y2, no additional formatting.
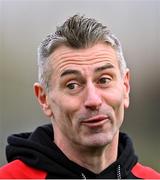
33,82,53,117
123,69,130,109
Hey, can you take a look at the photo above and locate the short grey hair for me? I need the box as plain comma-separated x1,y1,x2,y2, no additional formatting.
37,14,127,91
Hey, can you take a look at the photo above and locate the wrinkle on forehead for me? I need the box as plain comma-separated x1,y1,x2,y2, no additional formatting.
48,43,119,76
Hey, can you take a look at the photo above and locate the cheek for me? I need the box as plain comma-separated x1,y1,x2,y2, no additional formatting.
103,86,125,122
104,88,124,109
50,93,81,120
61,95,82,113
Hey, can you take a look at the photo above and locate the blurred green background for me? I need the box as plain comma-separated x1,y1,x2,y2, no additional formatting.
0,0,160,171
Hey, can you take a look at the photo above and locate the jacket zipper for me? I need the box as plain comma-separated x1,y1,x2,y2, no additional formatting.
81,164,122,179
81,173,86,179
116,164,121,179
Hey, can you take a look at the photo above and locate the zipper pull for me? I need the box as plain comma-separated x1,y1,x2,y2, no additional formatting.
81,173,86,179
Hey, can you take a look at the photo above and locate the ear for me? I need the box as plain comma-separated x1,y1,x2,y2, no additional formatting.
123,69,130,109
33,82,53,117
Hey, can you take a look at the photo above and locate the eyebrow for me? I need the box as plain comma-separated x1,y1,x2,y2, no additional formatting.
60,69,81,77
94,63,114,73
60,63,114,77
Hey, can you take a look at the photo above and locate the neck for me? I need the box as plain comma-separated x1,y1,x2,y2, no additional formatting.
73,135,118,173
54,131,119,174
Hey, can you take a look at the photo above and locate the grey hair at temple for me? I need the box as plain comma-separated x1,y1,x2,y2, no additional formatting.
37,14,127,91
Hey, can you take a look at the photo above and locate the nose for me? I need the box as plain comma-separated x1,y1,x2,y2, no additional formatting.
84,82,102,110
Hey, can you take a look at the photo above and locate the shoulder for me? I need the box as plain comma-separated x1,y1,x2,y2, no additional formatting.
0,159,47,179
131,162,160,179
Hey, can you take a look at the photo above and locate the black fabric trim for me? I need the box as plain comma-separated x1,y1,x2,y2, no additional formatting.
6,124,138,179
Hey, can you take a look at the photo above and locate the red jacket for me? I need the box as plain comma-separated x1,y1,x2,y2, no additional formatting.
0,160,160,179
0,124,159,179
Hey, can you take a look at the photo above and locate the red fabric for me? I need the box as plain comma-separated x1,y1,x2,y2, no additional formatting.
1,160,160,179
131,162,160,179
0,159,47,179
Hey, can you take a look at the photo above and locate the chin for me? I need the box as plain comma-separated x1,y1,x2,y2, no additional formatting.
83,132,115,147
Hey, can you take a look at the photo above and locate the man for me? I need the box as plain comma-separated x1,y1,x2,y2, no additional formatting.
0,14,159,179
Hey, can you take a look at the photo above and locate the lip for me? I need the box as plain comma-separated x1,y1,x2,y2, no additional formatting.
81,115,109,127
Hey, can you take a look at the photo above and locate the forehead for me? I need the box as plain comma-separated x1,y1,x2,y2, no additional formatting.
49,43,119,75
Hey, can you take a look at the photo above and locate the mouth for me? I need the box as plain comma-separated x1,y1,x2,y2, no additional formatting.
81,115,109,128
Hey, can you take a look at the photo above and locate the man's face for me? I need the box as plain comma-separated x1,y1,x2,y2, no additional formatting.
46,43,130,148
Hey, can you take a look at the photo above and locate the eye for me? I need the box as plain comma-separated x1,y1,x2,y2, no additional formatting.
66,81,80,91
64,78,84,94
98,77,111,86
